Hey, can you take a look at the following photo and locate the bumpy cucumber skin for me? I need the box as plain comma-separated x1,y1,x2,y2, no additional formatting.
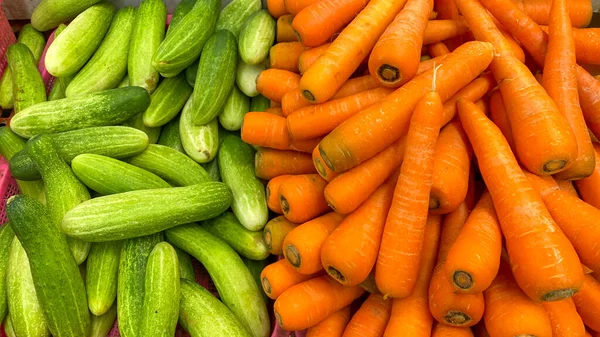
203,212,269,260
216,0,262,36
31,0,103,31
89,302,117,337
0,225,14,325
86,241,123,316
167,0,197,33
238,10,276,65
143,73,192,127
236,59,269,97
180,97,220,163
0,69,13,109
8,43,46,113
157,115,185,153
4,313,15,337
17,24,46,63
219,85,250,131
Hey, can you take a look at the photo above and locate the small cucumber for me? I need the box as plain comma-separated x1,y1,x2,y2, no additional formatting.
31,0,103,31
167,0,197,32
118,75,130,88
239,10,276,65
157,115,184,153
86,241,123,316
203,212,269,260
216,0,262,37
143,73,192,127
139,242,180,337
89,302,117,337
250,94,270,112
8,43,46,113
242,257,270,304
191,30,238,125
185,60,199,87
236,59,268,97
180,97,220,163
128,0,167,93
201,158,221,182
18,24,46,63
4,313,15,337
0,69,13,109
48,75,72,100
175,247,196,281
219,134,268,231
66,6,136,97
45,2,116,77
0,225,14,324
123,112,161,144
219,85,250,131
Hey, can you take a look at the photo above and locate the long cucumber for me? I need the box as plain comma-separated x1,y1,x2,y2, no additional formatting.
203,212,269,260
157,115,184,153
123,112,161,144
31,0,103,31
175,247,196,281
238,10,276,65
167,0,197,32
142,73,192,127
215,0,262,36
8,43,46,113
0,225,14,324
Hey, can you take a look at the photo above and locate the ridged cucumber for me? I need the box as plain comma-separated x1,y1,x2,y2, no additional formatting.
152,0,220,76
0,225,14,324
191,30,238,125
168,0,197,33
10,86,151,138
124,112,161,144
219,85,250,131
45,2,116,77
47,24,73,101
216,0,262,36
157,115,184,153
128,0,167,93
66,6,135,97
31,0,103,31
180,97,219,163
236,59,268,97
86,241,123,316
239,10,276,65
0,69,13,109
175,247,196,281
89,302,117,337
185,60,199,87
143,73,192,127
242,256,269,304
219,134,268,231
166,224,270,337
250,94,270,112
201,158,221,182
4,313,15,337
8,43,46,113
6,195,91,337
203,212,269,260
139,242,180,337
18,24,46,63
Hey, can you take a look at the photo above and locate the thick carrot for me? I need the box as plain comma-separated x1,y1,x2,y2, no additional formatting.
255,148,317,180
312,146,338,182
429,42,451,58
263,215,300,255
278,174,330,224
274,275,365,331
540,26,600,65
575,143,600,209
343,294,392,337
457,98,584,301
432,323,475,337
298,43,331,74
289,136,322,153
270,42,306,73
542,298,586,337
488,89,516,151
267,175,292,214
423,19,470,45
277,14,299,43
241,112,291,150
517,0,592,28
261,259,321,299
435,0,459,19
284,0,320,16
441,72,496,126
281,89,309,117
416,55,448,76
266,107,285,117
556,179,579,197
306,307,352,337
268,0,289,18
572,274,600,332
256,69,301,103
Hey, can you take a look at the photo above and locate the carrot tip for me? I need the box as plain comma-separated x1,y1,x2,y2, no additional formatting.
540,288,577,302
377,64,401,83
280,196,290,214
318,147,335,172
314,158,328,180
443,311,471,326
264,229,273,249
275,311,283,328
326,266,347,285
261,277,272,295
452,271,474,290
429,196,440,210
542,159,568,174
302,90,316,102
285,244,301,268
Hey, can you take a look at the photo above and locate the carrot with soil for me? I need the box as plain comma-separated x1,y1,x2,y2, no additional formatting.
278,174,330,223
241,112,291,150
343,294,392,337
270,42,306,73
542,298,586,337
255,148,316,180
263,216,300,255
261,259,321,300
267,175,292,214
313,146,338,182
306,307,352,337
575,143,600,209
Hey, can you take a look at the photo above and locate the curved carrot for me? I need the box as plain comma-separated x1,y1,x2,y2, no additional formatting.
429,42,451,58
441,72,496,126
267,175,293,214
263,215,300,255
306,307,351,337
312,146,338,182
518,0,592,28
298,43,330,74
284,0,320,16
256,69,301,103
572,274,600,332
279,174,330,224
277,14,299,43
343,294,392,337
261,259,321,299
255,148,317,180
432,323,475,337
542,298,586,337
270,42,306,73
267,0,289,18
488,89,516,152
575,143,600,209
241,112,291,150
423,19,470,45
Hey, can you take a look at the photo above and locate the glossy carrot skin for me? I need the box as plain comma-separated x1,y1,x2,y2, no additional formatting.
306,307,351,337
572,274,600,332
575,143,600,209
342,294,392,337
542,298,586,337
255,148,317,180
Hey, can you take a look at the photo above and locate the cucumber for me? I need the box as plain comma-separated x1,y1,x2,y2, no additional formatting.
27,134,91,264
18,24,46,63
143,73,192,127
201,158,221,182
7,237,49,337
175,247,196,281
62,182,232,241
180,97,220,163
242,257,269,304
45,2,116,77
0,225,14,324
167,0,197,33
191,30,238,125
166,224,270,337
86,241,123,316
239,10,276,65
219,85,250,131
10,86,151,139
48,75,72,101
152,0,220,76
31,0,103,31
139,242,180,337
185,60,199,87
236,59,268,97
118,233,163,337
66,6,136,97
123,112,161,144
4,314,15,337
203,212,269,260
6,195,91,337
218,134,268,231
89,302,117,337
250,94,270,112
8,43,46,113
128,0,167,93
157,115,184,153
216,0,262,37
118,75,130,88
0,69,13,109
124,144,211,187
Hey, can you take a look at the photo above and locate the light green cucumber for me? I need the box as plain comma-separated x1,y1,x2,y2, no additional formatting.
167,0,197,33
242,257,269,304
45,2,116,77
175,247,196,281
185,60,198,87
66,6,136,97
8,43,46,113
118,75,129,88
180,97,219,163
143,73,192,127
0,69,13,109
89,302,117,337
4,313,15,337
219,85,250,131
238,10,276,65
0,225,14,324
250,94,270,112
216,0,262,37
236,58,268,97
47,24,72,101
18,24,46,63
203,212,269,260
201,159,221,182
86,241,123,316
157,115,184,153
31,0,103,31
124,113,161,144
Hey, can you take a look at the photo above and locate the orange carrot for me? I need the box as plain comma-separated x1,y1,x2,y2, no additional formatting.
255,148,317,180
284,0,320,16
289,137,322,153
429,42,451,58
575,143,600,209
261,259,322,299
434,0,459,19
457,97,584,301
488,89,516,152
312,146,338,182
540,26,600,65
432,323,475,337
517,0,593,28
267,175,292,214
556,179,579,197
241,112,290,150
474,323,491,337
265,107,285,116
274,275,365,331
440,72,496,126
270,42,307,73
281,89,310,117
263,215,300,255
343,294,392,337
306,306,352,337
498,25,527,63
298,43,331,74
423,19,470,45
270,100,282,108
277,14,299,43
572,274,600,332
542,298,586,337
257,69,301,102
577,67,600,140
416,55,448,76
279,174,330,224
268,0,289,18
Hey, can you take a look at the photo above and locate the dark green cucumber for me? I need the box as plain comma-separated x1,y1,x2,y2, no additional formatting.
72,154,170,195
175,247,196,281
6,195,91,337
180,97,219,163
118,233,163,337
8,43,46,113
166,224,270,337
4,313,15,337
157,115,184,153
124,144,210,187
139,242,180,337
203,212,269,260
236,59,268,97
250,94,270,112
242,257,269,304
45,2,116,77
201,158,221,182
128,0,167,93
66,6,136,97
219,85,250,131
89,302,117,337
123,113,161,144
191,30,238,125
143,73,192,127
185,60,199,87
62,182,232,241
218,134,268,231
0,225,14,325
216,0,262,36
153,0,220,76
10,86,151,139
18,24,46,63
31,0,103,31
86,241,122,316
238,10,276,65
167,0,197,33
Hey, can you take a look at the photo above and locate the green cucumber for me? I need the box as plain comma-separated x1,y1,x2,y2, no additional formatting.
48,76,72,100
124,144,211,187
0,69,13,109
89,302,117,337
45,2,116,77
203,212,269,260
166,224,270,337
18,24,46,63
62,182,232,241
31,0,103,31
143,73,192,127
86,241,123,316
139,242,180,337
157,115,184,153
175,247,196,281
201,158,221,182
72,154,170,195
10,86,151,139
242,257,270,304
66,6,136,97
250,94,270,112
167,0,197,32
180,97,219,163
218,134,268,231
0,225,14,324
153,0,220,76
4,313,15,337
6,195,91,337
191,30,238,125
185,60,199,87
124,113,161,144
236,59,268,97
118,233,163,337
219,84,250,131
7,237,49,337
128,0,167,93
8,43,46,113
118,75,130,88
238,10,276,65
216,0,262,37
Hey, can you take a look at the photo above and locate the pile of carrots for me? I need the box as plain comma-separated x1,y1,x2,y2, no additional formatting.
244,0,600,336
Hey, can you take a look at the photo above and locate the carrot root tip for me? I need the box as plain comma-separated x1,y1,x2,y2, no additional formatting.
443,311,471,326
261,277,272,295
285,244,302,268
326,266,347,285
429,196,440,210
264,230,272,249
542,159,568,174
275,311,283,328
302,90,316,102
280,196,290,214
540,288,577,302
318,147,335,173
452,271,474,290
314,158,328,180
377,64,401,84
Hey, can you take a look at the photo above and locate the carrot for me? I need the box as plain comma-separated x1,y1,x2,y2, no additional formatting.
474,323,491,337
416,55,448,76
265,107,285,117
343,294,392,337
281,89,309,117
274,275,365,331
298,0,409,103
517,0,593,28
320,174,397,287
270,42,306,73
457,98,584,301
577,67,600,140
542,298,586,337
261,259,322,299
556,179,579,197
306,306,352,337
429,42,451,58
277,14,299,43
497,26,527,63
263,215,300,255
289,137,322,153
284,0,320,16
298,43,331,74
278,174,330,224
241,112,291,150
312,146,338,182
432,323,475,337
434,0,459,19
268,0,289,18
267,175,293,214
256,69,301,103
540,26,600,65
575,143,600,209
488,89,516,152
255,148,317,180
572,274,600,332
382,215,442,336
423,19,470,45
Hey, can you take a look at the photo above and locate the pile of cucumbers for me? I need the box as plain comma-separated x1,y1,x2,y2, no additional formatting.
0,0,279,336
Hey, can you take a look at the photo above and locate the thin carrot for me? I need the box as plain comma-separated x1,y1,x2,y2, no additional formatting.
572,274,600,332
577,67,600,140
517,0,593,28
279,174,330,224
540,26,600,65
277,14,299,43
429,42,451,58
488,89,516,152
542,298,586,337
575,143,600,209
443,73,497,125
423,19,470,45
289,137,323,153
298,43,331,74
256,69,301,103
432,323,475,337
255,148,317,180
274,275,365,331
457,98,584,302
435,0,459,19
263,215,300,255
313,146,338,182
270,42,306,73
556,179,579,197
306,307,352,337
261,259,321,299
265,107,285,116
284,0,320,16
267,175,293,214
241,112,290,150
497,25,527,63
343,294,392,337
267,0,289,18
